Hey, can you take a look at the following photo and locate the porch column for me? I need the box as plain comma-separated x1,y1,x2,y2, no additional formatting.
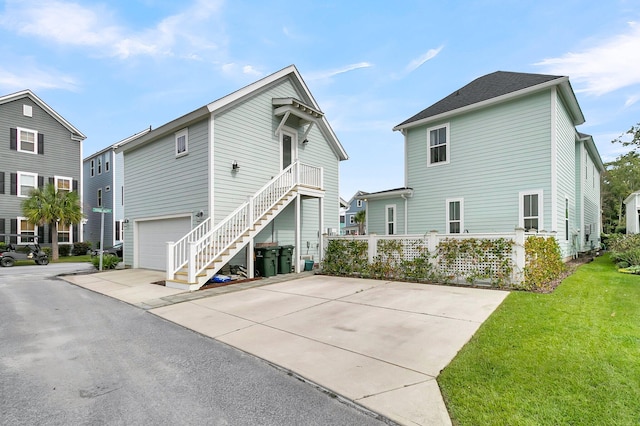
318,197,324,262
247,239,255,279
295,194,301,273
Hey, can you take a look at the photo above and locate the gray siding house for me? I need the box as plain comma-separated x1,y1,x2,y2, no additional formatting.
0,90,85,246
116,65,347,290
343,190,368,235
364,71,604,258
83,129,149,250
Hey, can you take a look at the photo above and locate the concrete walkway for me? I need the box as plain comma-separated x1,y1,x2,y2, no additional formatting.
62,269,508,426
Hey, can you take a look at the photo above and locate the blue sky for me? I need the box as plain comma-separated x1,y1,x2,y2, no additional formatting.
2,0,640,199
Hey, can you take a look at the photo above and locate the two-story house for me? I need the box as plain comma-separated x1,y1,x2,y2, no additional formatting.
0,90,86,246
343,190,368,235
362,71,604,259
83,128,150,250
115,65,348,290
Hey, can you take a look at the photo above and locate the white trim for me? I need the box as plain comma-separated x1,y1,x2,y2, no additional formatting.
54,175,72,192
23,104,32,117
16,127,38,154
17,171,37,197
175,128,188,157
403,129,409,187
90,159,95,177
280,126,298,169
426,123,450,167
16,216,37,244
209,114,215,223
97,188,103,207
385,204,397,235
519,190,544,230
132,213,192,269
550,88,558,232
97,156,102,175
446,197,464,233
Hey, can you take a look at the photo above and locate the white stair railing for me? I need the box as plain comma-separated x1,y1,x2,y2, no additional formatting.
167,161,322,284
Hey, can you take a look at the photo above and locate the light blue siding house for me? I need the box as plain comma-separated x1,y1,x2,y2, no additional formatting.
116,65,347,289
364,71,604,259
343,190,368,234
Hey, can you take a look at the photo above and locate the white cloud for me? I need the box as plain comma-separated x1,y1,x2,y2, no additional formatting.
0,65,79,92
306,62,373,81
242,65,262,76
535,22,640,95
625,94,640,107
0,0,225,60
405,46,444,73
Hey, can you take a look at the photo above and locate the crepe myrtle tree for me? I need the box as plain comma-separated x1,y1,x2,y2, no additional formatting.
21,183,84,261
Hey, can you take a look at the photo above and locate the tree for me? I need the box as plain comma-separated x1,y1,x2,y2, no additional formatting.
612,122,640,150
354,209,366,235
21,183,84,261
601,152,640,233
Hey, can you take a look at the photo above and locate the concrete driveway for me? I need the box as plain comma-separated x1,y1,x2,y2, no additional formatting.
63,270,508,426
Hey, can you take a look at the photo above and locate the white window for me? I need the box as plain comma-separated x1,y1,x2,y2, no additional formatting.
520,190,543,231
115,220,123,241
386,204,396,235
105,155,110,173
446,198,464,233
97,157,102,174
55,176,72,193
17,217,36,244
23,105,33,117
90,159,95,177
427,123,450,166
58,222,71,243
17,127,38,154
349,215,355,225
18,172,37,197
97,188,103,207
356,200,363,208
176,128,188,156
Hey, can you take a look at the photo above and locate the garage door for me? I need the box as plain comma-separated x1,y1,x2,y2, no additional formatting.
137,217,192,270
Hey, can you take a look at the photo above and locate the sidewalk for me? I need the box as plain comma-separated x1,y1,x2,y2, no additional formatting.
62,269,508,425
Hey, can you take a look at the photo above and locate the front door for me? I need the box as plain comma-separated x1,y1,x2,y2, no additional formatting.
281,129,297,170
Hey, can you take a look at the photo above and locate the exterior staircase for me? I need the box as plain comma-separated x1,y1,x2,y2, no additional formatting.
165,162,322,291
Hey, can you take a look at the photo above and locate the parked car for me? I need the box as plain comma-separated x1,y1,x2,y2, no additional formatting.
0,235,49,267
92,242,123,258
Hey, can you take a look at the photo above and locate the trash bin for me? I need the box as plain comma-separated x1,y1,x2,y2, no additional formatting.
255,246,279,277
278,245,294,274
304,259,314,271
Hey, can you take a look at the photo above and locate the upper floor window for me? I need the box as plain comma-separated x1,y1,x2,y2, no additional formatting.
97,157,102,174
90,159,95,177
55,176,72,193
520,190,543,231
356,200,363,208
176,128,188,157
18,172,37,197
105,155,110,173
97,188,103,207
446,198,463,233
349,215,355,225
427,123,449,166
17,127,38,154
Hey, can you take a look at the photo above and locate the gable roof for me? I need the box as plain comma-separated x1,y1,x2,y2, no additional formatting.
117,65,348,160
0,89,86,141
393,71,584,131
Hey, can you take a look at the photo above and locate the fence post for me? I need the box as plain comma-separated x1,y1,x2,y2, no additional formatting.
513,227,525,285
428,230,439,267
368,234,377,263
166,241,174,281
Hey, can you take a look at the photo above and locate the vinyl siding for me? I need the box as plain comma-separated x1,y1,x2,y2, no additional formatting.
0,96,81,244
405,90,553,234
582,145,601,251
366,196,406,235
83,150,116,247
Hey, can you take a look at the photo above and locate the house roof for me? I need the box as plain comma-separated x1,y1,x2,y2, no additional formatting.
0,89,86,141
117,65,348,161
356,187,413,200
577,132,605,173
393,71,585,131
84,127,151,161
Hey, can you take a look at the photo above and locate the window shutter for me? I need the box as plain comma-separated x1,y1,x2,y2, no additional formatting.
0,218,5,235
10,219,17,244
48,177,54,185
10,128,17,150
10,173,17,195
0,172,4,194
45,225,50,244
38,133,44,155
73,180,78,191
39,176,45,188
73,224,78,243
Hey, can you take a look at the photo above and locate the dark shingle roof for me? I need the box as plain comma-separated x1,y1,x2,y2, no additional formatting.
395,71,565,129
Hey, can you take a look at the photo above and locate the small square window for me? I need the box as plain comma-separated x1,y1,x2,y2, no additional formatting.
356,200,363,208
23,105,33,117
105,185,111,192
176,128,188,156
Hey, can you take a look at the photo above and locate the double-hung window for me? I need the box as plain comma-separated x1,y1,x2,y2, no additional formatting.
90,159,95,177
427,123,449,166
520,190,543,231
386,204,396,235
446,198,463,233
18,217,36,244
17,127,38,154
18,172,37,197
55,176,72,193
97,188,103,207
58,223,71,243
176,128,188,156
97,157,102,174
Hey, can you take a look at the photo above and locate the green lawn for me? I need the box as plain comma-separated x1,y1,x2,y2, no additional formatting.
438,255,640,425
14,254,92,266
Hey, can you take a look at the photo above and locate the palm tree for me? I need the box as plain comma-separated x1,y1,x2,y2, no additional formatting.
354,209,366,235
22,183,84,261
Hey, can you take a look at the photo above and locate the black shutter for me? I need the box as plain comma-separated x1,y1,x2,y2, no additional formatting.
0,172,4,194
10,128,17,150
39,176,45,188
73,180,78,191
45,225,50,244
38,133,44,155
0,218,5,236
73,224,78,243
48,177,54,185
10,219,17,244
10,173,17,195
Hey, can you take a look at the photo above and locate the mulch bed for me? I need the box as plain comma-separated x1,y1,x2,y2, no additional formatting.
151,277,262,290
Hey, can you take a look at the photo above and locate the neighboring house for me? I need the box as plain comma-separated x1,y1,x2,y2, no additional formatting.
115,65,347,290
343,190,367,234
363,71,604,258
624,191,640,234
0,90,86,246
339,197,348,234
83,128,150,250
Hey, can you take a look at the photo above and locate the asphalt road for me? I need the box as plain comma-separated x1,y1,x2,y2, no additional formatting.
0,264,384,425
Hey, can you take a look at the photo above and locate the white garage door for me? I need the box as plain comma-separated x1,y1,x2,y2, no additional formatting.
137,217,192,270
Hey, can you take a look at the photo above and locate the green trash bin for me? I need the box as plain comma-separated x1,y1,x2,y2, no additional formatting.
255,246,279,277
278,245,294,274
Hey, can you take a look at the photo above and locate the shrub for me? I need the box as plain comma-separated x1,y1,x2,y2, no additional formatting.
72,242,91,256
522,236,566,291
58,244,72,257
91,254,120,270
321,239,368,275
608,233,640,267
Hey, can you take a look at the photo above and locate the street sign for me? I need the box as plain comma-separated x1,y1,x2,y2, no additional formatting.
92,207,112,213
